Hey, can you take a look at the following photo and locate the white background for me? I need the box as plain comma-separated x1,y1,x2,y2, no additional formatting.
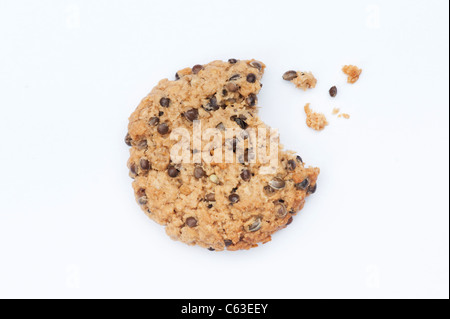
0,0,448,299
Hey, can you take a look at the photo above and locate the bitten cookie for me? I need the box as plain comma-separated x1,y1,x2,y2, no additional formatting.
125,59,320,251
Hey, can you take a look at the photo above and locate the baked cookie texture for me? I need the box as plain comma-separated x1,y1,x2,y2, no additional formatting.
126,59,320,251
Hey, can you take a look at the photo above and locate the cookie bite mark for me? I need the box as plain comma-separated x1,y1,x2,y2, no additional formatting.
282,70,317,91
342,65,362,83
304,103,328,131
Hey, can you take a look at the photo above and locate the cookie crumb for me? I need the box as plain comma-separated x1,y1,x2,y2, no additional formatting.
342,65,362,84
332,108,340,115
338,113,351,119
283,70,317,91
304,103,328,131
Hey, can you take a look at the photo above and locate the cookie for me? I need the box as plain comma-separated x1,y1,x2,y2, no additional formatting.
342,65,362,83
304,103,328,131
282,70,317,90
126,59,320,251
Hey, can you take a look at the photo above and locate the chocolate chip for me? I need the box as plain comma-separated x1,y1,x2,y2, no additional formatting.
207,204,213,209
264,185,276,197
149,117,160,126
295,179,309,190
246,73,256,83
231,187,238,193
296,155,303,163
286,216,293,225
275,203,288,218
287,160,297,171
225,82,239,92
224,239,233,247
159,97,170,108
140,158,150,170
159,111,164,116
229,74,241,81
269,177,286,190
308,183,317,194
175,72,180,80
205,193,216,202
157,123,169,135
240,169,251,181
248,217,262,232
184,108,199,122
208,247,215,251
194,166,206,179
228,58,238,64
186,217,197,227
249,61,262,71
138,196,147,205
229,193,240,204
282,70,298,81
167,166,179,178
192,64,203,74
222,89,228,96
246,93,257,107
329,86,337,97
124,133,132,146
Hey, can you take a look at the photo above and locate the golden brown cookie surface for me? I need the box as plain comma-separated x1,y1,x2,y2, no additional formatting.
126,59,319,251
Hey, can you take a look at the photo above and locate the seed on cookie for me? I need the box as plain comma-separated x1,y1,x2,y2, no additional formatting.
246,93,257,107
175,72,180,80
209,174,220,184
208,247,215,251
282,70,298,81
224,239,233,247
184,109,199,122
157,123,170,135
248,217,262,232
287,159,297,171
136,188,146,197
186,217,198,227
249,61,263,71
159,97,171,108
140,158,150,171
194,166,206,179
269,177,286,190
263,185,276,197
138,196,148,205
137,139,147,149
129,163,137,177
228,58,238,64
205,193,216,202
216,122,225,131
225,82,239,92
192,64,203,74
124,133,132,146
229,194,240,204
286,216,293,226
295,178,310,190
167,166,180,178
203,96,219,111
308,183,317,194
296,155,303,163
232,115,248,130
149,116,160,126
275,203,288,218
229,74,241,81
240,169,251,181
246,73,257,83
